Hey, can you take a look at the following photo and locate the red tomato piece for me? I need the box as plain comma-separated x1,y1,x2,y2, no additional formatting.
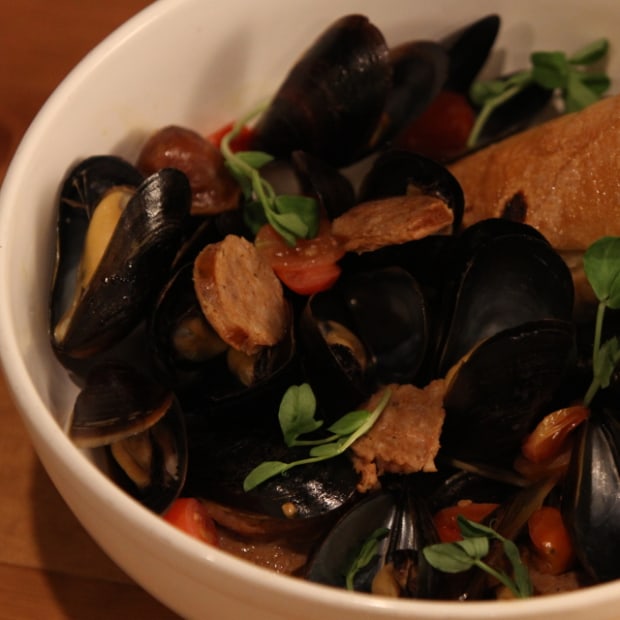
521,405,589,464
207,121,255,152
163,498,219,546
255,221,345,295
433,501,499,543
396,90,475,161
528,506,575,575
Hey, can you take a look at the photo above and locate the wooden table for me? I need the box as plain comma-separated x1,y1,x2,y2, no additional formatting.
0,1,180,617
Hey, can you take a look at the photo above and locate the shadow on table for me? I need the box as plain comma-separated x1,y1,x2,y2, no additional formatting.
29,459,180,619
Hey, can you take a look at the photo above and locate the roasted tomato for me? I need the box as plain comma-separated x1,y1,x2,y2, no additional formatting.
528,506,575,575
163,498,219,546
255,220,345,295
433,501,499,543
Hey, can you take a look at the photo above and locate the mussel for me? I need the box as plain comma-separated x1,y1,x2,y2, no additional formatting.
70,361,187,513
51,163,191,359
253,14,392,167
306,478,440,597
563,409,620,583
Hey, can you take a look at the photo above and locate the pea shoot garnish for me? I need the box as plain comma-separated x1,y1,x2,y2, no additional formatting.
582,237,620,406
220,103,320,246
243,384,392,491
468,38,610,147
344,527,389,591
423,515,533,598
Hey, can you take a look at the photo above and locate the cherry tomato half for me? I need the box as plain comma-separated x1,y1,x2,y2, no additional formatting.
528,506,575,575
163,498,219,546
433,501,499,543
396,90,475,161
521,405,589,464
255,221,345,295
207,121,255,152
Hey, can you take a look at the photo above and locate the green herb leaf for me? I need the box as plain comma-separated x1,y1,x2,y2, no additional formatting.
242,461,290,492
467,39,610,148
568,38,609,65
593,336,620,390
584,237,620,307
423,538,487,572
327,409,371,435
242,387,392,490
531,51,570,89
344,527,389,591
220,103,319,246
278,383,322,447
423,517,532,599
235,151,274,169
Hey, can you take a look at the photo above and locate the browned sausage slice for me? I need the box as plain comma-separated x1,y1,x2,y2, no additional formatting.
332,194,453,253
193,235,287,355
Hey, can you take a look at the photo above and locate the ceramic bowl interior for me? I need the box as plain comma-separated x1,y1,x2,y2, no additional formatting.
1,0,619,618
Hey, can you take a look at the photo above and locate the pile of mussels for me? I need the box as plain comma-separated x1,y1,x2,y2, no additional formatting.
49,13,620,599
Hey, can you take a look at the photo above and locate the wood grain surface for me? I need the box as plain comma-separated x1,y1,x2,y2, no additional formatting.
0,1,181,617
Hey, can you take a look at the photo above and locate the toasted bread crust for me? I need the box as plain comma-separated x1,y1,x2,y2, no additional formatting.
449,95,620,251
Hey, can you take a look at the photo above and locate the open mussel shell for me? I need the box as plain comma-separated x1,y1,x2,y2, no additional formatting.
183,416,359,522
58,154,145,217
441,14,500,94
306,478,439,597
52,167,191,359
300,266,429,419
70,361,187,514
376,40,449,146
252,14,391,167
563,409,620,583
434,221,574,376
151,263,301,425
150,262,228,376
440,319,575,467
340,267,429,385
358,149,464,232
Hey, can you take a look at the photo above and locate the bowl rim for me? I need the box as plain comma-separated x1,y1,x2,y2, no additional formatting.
1,0,620,616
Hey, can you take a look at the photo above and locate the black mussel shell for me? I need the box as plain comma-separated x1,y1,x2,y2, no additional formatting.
58,155,144,217
291,150,356,219
150,263,228,376
306,479,439,597
434,224,574,376
252,14,391,167
106,400,187,514
377,40,450,145
70,361,187,514
52,168,191,359
472,80,554,149
441,14,500,94
440,319,575,467
340,267,429,385
358,149,464,232
300,289,370,421
563,409,620,583
70,362,173,447
183,417,358,521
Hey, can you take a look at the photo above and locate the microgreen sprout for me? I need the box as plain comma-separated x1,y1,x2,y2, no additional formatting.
468,38,610,147
344,527,389,591
582,237,620,406
243,384,392,491
220,103,320,246
423,516,533,598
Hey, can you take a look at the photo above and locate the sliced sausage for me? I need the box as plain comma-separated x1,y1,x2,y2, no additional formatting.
331,194,453,253
193,235,287,355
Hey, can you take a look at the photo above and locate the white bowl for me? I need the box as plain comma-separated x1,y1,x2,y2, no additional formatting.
1,0,619,618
